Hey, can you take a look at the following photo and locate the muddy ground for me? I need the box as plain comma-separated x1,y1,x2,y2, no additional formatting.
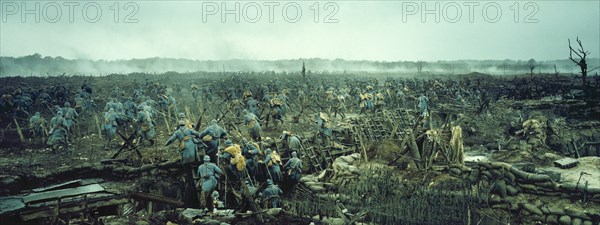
1,72,599,225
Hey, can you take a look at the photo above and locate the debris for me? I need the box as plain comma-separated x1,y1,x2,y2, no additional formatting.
554,157,579,169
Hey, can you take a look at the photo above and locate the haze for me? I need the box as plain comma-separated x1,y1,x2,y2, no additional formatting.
0,1,599,61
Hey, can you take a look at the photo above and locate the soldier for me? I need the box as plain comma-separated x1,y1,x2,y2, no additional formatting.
28,112,47,139
123,97,137,120
246,97,260,117
220,140,246,181
316,112,332,146
81,80,93,95
417,93,430,117
241,138,260,182
165,120,203,164
334,94,347,119
212,191,224,209
178,112,194,129
359,92,374,114
283,151,303,187
455,91,466,107
136,105,156,146
73,94,85,115
190,84,200,102
198,120,228,163
261,179,283,208
243,109,262,142
111,87,120,99
263,148,282,184
280,131,302,158
105,98,119,112
166,119,204,208
269,96,285,126
61,102,78,134
197,155,223,212
243,90,253,101
396,89,406,108
103,108,119,149
47,111,69,153
374,92,385,112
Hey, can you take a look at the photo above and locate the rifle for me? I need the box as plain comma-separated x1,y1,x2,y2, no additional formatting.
195,108,208,132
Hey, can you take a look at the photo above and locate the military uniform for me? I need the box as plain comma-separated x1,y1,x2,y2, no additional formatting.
165,121,202,164
61,102,78,133
47,112,69,152
243,110,262,141
136,106,156,145
220,140,246,181
197,156,223,211
263,148,282,184
103,108,119,147
28,112,47,138
241,139,260,181
198,120,227,163
261,179,283,208
283,152,303,185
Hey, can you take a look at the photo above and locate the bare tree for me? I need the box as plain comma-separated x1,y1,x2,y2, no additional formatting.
528,58,536,76
568,37,597,88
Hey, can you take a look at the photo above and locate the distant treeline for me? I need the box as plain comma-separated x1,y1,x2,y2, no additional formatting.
1,53,598,76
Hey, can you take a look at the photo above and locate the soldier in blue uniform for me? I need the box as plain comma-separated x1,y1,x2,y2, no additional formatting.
28,112,47,139
261,179,283,208
47,111,69,153
165,120,203,164
243,109,262,142
103,108,119,149
198,120,228,163
263,148,282,184
62,102,78,134
136,106,156,146
241,138,260,182
284,151,303,186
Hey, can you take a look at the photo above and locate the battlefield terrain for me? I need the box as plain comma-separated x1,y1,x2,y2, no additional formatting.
1,70,599,225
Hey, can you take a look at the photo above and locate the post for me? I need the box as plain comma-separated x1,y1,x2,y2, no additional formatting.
14,119,25,144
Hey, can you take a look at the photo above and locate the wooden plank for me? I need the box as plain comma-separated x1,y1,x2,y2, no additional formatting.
20,197,127,221
130,192,184,207
0,197,26,215
23,184,104,204
32,180,82,192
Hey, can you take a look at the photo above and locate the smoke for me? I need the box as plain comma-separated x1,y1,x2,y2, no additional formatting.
1,54,598,76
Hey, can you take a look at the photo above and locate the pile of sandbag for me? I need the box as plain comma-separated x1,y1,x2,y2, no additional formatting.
521,117,547,147
299,171,334,193
331,153,362,183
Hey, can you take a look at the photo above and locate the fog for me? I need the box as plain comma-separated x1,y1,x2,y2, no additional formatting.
1,54,598,76
1,1,599,74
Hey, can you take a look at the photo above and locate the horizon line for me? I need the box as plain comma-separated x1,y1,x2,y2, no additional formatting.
2,54,597,63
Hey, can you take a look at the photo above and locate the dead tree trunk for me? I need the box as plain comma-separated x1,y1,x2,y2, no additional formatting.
568,37,592,92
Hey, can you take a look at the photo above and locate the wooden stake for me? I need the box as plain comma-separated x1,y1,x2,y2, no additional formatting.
14,119,25,144
94,114,102,137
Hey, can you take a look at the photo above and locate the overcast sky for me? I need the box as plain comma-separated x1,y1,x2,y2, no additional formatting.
0,0,598,61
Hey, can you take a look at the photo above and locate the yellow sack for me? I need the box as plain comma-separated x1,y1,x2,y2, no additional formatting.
271,98,283,106
180,136,191,150
141,124,150,132
268,152,281,167
202,135,213,142
232,154,246,171
224,144,242,156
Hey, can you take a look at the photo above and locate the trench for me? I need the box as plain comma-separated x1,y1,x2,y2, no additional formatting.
1,159,513,225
